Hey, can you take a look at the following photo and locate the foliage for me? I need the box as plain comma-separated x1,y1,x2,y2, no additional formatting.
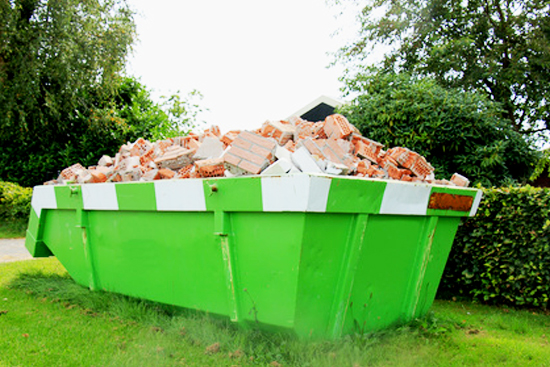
439,185,550,310
338,71,539,186
0,181,32,222
107,77,205,141
0,2,204,187
336,0,550,140
0,0,135,186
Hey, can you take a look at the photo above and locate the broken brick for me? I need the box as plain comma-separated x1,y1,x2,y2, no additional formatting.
451,173,470,187
260,120,296,145
220,130,240,147
195,158,225,178
158,168,175,179
59,163,86,181
324,114,353,140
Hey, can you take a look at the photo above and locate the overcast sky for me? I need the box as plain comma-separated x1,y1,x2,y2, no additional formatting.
125,0,358,133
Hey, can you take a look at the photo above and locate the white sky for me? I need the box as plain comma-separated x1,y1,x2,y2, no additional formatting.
125,0,357,134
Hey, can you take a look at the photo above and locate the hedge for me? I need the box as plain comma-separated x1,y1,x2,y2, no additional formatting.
438,185,550,309
0,181,32,222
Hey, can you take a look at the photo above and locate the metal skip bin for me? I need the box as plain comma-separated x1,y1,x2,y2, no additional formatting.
25,173,482,339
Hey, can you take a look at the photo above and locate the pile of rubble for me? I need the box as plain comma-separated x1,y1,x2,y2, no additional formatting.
46,114,470,187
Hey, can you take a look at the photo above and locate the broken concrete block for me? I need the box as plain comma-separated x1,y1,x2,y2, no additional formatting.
195,158,225,178
261,159,294,176
98,155,113,167
154,146,195,170
141,169,160,181
451,173,470,187
193,136,224,160
275,145,293,163
291,147,324,174
121,167,141,182
325,161,350,176
118,156,141,171
95,165,113,178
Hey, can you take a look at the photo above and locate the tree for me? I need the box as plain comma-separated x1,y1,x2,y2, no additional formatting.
339,71,539,186
0,0,136,186
0,1,203,187
336,0,550,140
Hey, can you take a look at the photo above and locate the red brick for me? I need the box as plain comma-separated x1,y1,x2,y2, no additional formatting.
324,114,353,139
221,130,240,147
232,136,253,150
204,125,221,137
223,152,241,167
354,140,379,163
226,146,266,166
356,160,371,175
239,131,277,151
195,158,225,178
409,156,434,179
301,138,324,158
238,160,263,174
387,165,403,180
140,147,154,166
159,168,175,179
187,138,201,151
177,164,195,179
90,171,107,183
295,121,315,140
250,144,273,161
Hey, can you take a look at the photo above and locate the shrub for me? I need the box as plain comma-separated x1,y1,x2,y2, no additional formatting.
438,186,550,309
338,71,539,186
0,181,32,222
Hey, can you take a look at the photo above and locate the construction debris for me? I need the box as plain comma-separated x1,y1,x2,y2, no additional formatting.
44,114,470,187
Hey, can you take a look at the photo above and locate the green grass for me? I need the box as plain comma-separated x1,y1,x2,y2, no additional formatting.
0,219,27,238
1,258,549,366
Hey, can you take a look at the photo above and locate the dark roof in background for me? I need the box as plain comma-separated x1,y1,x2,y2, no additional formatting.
289,96,344,122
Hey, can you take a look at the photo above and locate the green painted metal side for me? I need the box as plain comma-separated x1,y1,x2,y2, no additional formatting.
25,176,479,339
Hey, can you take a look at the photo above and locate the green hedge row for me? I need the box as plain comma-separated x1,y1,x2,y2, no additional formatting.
0,181,32,222
438,186,550,309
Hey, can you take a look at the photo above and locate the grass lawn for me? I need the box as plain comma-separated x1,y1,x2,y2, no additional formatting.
1,258,549,366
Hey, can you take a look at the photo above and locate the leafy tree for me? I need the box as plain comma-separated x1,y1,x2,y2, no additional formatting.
339,71,539,186
0,1,203,187
336,0,550,140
